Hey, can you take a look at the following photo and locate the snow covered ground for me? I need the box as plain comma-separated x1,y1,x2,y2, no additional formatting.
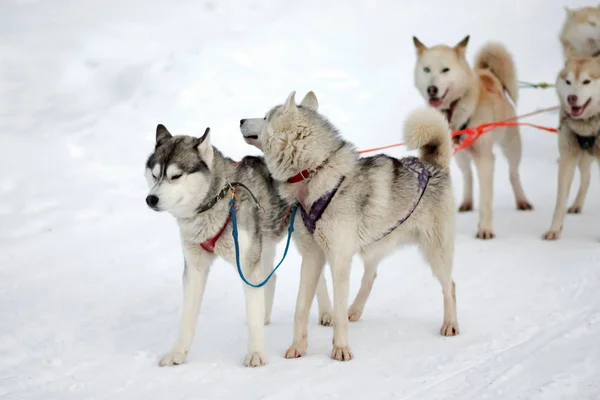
1,0,599,398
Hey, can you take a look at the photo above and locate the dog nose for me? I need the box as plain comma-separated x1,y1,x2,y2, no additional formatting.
567,95,578,105
240,119,246,126
427,86,438,97
146,195,159,207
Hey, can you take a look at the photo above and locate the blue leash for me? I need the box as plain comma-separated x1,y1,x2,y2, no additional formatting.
230,199,298,288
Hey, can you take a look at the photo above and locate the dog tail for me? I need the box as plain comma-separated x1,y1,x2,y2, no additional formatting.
474,42,518,104
404,107,452,168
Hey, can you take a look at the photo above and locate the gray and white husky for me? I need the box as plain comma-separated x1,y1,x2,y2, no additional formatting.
144,124,292,367
244,91,460,361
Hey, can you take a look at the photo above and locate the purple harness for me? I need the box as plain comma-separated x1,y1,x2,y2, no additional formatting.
299,157,431,240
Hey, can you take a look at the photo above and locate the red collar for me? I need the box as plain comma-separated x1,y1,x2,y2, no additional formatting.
200,215,231,253
287,166,322,183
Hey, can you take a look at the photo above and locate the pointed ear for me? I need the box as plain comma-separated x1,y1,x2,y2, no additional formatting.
156,124,172,146
197,127,214,169
565,6,573,16
413,36,427,55
300,91,319,111
283,91,297,114
454,35,470,56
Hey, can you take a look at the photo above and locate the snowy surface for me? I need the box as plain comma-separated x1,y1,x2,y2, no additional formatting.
1,0,599,398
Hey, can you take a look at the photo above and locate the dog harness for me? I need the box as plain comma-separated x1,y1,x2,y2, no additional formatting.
574,132,599,151
200,215,231,252
299,177,345,234
292,157,431,240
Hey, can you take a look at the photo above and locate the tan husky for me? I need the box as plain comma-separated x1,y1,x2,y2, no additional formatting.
561,5,600,58
412,35,533,239
544,51,600,240
559,6,600,217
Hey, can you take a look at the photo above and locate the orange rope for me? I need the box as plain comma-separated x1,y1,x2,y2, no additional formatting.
357,105,559,156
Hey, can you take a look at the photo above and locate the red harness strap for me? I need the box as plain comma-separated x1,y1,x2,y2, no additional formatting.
287,166,322,183
200,215,231,253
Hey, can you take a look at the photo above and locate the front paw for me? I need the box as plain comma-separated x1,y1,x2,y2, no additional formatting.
543,230,561,241
567,205,582,214
285,340,307,359
476,228,495,240
319,311,333,326
331,345,353,361
516,200,533,211
347,307,363,322
440,320,460,336
244,352,267,367
458,200,473,212
158,351,187,367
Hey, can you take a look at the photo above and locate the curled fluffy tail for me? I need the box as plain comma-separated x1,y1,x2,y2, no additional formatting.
475,42,518,104
404,107,452,168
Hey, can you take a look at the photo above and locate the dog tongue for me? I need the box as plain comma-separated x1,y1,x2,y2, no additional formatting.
429,98,443,108
571,106,583,117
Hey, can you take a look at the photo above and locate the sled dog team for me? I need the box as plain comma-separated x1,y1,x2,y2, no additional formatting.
144,6,600,367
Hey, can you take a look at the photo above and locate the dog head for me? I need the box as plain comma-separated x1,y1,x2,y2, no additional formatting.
255,91,342,181
240,91,319,151
557,51,600,119
413,35,472,110
561,6,600,57
145,125,214,218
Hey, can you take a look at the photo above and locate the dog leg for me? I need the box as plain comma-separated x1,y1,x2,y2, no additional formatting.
472,150,496,239
242,263,267,367
500,126,533,210
348,251,382,322
316,270,333,326
159,249,213,367
568,154,593,214
285,248,326,358
544,154,578,240
260,242,277,325
421,224,459,336
329,252,354,361
455,150,474,212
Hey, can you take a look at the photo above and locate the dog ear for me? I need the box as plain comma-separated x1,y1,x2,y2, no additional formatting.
197,127,214,169
453,35,470,56
283,91,297,114
413,36,427,55
300,91,319,111
564,6,573,16
156,124,172,146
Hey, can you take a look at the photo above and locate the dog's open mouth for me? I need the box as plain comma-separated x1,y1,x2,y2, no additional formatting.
570,98,591,118
244,135,258,141
428,90,448,109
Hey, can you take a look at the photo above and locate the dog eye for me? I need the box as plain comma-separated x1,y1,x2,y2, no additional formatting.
583,79,591,85
171,174,182,180
442,67,450,73
151,174,158,180
565,79,571,85
591,21,598,27
423,67,431,73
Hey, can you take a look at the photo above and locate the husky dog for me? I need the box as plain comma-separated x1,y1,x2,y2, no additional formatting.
413,35,533,239
145,125,293,367
543,52,600,240
252,91,459,361
561,5,600,59
241,92,373,323
559,6,600,212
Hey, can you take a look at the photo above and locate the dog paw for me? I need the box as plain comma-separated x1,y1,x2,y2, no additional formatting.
475,229,495,240
285,341,307,359
458,201,473,212
440,321,460,336
158,352,187,367
264,316,271,325
567,205,582,214
319,311,333,326
331,345,353,361
244,352,267,367
517,200,533,211
543,230,561,240
347,307,363,322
